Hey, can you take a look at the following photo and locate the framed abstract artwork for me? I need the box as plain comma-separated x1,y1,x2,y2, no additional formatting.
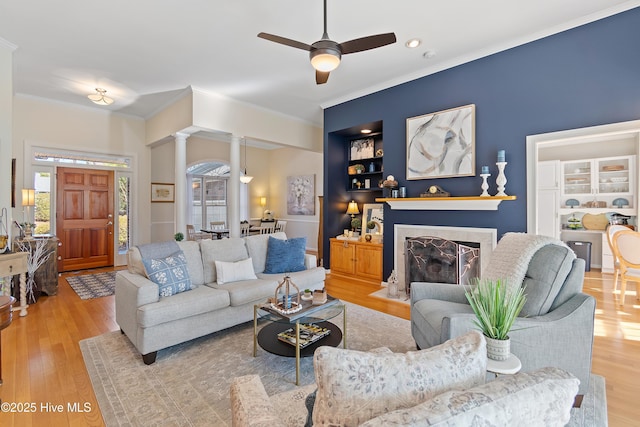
406,104,476,180
287,175,315,215
362,203,384,234
151,183,175,202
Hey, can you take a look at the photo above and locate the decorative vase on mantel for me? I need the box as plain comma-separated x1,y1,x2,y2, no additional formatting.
485,335,511,361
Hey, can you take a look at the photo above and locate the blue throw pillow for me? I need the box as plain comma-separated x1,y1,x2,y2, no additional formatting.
264,236,307,274
142,250,193,297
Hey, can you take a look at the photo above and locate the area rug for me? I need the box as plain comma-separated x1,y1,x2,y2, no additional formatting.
66,271,116,300
80,302,606,426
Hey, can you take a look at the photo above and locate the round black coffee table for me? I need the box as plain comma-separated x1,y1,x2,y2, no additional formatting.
257,320,343,358
253,297,346,385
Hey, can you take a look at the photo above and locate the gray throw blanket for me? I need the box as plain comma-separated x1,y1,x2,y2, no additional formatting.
137,240,180,261
482,233,573,290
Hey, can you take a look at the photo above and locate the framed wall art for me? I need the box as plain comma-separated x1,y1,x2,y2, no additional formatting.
406,104,475,180
350,138,374,160
362,203,384,234
151,183,175,202
287,174,315,215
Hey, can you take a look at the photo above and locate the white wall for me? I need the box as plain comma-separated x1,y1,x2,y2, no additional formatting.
0,41,14,232
268,147,323,251
12,96,151,245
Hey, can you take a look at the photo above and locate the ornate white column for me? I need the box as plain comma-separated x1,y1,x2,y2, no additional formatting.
228,135,241,238
174,132,189,235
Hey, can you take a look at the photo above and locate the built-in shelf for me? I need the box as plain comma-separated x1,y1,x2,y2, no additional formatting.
375,196,517,211
558,208,637,216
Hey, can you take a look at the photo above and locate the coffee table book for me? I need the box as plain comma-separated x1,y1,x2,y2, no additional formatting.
261,294,339,322
277,323,331,348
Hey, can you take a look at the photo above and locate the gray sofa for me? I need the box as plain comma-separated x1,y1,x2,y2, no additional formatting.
116,232,325,364
411,234,596,398
230,332,579,426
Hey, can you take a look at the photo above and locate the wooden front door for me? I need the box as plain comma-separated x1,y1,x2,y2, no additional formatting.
56,167,114,272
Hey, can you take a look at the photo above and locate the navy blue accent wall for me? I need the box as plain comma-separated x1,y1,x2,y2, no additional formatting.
323,8,640,276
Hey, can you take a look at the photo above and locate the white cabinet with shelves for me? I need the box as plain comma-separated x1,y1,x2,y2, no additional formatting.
560,155,636,215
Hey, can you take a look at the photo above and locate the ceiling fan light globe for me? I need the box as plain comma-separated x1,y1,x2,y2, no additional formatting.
310,50,341,72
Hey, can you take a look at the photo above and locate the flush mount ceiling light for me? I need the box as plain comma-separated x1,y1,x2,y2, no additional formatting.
360,129,372,134
405,38,421,48
240,138,254,184
87,88,114,106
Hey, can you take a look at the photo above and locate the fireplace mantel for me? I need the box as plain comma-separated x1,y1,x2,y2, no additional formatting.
376,195,516,211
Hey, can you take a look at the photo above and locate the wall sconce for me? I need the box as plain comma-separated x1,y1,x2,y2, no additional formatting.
260,197,267,207
346,200,359,217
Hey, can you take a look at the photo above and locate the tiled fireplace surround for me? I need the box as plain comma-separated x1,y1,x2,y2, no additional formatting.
394,225,498,291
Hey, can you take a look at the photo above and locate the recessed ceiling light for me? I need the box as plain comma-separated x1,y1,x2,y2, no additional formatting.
405,38,421,48
423,50,436,59
361,129,372,134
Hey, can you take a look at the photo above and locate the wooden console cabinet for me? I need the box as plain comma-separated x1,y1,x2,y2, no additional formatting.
329,238,383,283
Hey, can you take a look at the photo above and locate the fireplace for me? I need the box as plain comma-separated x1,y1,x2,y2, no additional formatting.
394,225,497,293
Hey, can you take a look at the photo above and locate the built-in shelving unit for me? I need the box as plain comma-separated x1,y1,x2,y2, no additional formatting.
375,196,517,211
347,132,383,193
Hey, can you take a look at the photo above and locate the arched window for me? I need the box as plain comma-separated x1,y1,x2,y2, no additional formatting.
187,162,249,229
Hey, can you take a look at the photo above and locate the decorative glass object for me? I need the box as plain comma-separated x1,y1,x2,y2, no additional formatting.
387,270,399,298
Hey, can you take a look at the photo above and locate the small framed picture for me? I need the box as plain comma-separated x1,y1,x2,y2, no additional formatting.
350,138,375,160
151,183,175,203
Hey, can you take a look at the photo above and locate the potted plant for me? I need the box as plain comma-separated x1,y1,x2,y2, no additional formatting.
464,278,526,361
174,232,184,241
350,217,361,232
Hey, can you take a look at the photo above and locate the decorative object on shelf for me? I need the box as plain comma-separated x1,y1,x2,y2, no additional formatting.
610,177,628,183
348,164,365,175
584,200,606,208
406,104,475,180
465,278,526,361
350,217,361,232
350,138,374,160
382,175,398,198
151,183,175,203
565,198,580,208
612,198,630,208
602,164,624,171
386,270,399,298
496,160,508,196
270,276,302,314
0,208,9,254
375,148,383,157
364,234,372,242
582,213,608,230
480,170,491,197
567,214,582,229
287,175,315,215
420,185,450,197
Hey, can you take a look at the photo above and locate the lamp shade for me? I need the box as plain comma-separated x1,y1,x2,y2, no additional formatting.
22,188,36,206
346,200,359,215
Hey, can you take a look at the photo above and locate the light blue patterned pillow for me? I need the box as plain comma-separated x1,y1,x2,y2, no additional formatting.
142,250,193,297
264,236,307,274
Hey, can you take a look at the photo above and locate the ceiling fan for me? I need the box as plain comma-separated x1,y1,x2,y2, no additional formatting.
258,0,396,85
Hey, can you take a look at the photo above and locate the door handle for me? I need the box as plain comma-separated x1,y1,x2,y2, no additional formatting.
107,221,113,225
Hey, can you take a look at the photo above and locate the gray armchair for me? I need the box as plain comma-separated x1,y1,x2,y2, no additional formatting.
411,237,596,399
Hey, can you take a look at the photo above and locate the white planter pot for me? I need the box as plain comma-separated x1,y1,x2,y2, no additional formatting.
485,336,510,361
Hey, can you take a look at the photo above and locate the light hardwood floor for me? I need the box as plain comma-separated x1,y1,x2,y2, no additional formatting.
0,268,637,426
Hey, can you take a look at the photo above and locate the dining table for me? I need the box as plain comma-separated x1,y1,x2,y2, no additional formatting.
200,228,230,239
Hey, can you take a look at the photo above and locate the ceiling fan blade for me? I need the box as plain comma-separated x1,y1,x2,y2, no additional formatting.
316,70,330,85
257,32,312,51
340,33,397,54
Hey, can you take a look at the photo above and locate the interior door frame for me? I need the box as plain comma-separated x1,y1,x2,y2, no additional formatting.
25,143,135,267
526,119,640,234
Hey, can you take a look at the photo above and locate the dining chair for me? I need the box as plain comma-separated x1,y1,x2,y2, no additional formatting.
186,224,206,241
260,223,275,234
605,224,628,292
240,222,250,237
612,229,640,305
210,221,226,230
274,220,287,233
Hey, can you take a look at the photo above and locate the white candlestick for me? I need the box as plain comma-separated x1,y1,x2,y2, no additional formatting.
480,173,491,197
496,162,508,196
